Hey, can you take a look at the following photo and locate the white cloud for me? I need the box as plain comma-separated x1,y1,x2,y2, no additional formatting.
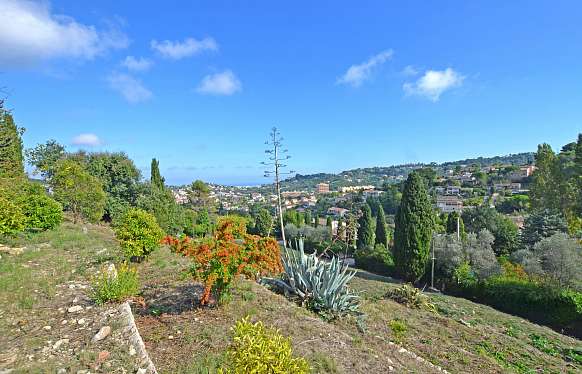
196,70,241,96
337,50,394,87
121,56,153,72
72,133,102,147
151,37,217,60
107,72,153,103
0,0,128,67
403,68,465,101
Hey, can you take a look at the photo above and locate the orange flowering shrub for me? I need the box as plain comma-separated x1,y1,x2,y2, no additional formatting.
500,259,528,280
163,218,283,305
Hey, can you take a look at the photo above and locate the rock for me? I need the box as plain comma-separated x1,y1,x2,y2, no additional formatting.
0,245,25,256
97,351,110,363
128,346,136,356
168,335,174,340
43,325,52,331
137,369,147,374
76,370,89,374
61,320,68,325
53,339,69,350
92,326,111,342
57,369,67,374
77,319,85,325
68,305,83,313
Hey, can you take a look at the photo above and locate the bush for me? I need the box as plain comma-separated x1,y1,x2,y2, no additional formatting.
457,276,582,337
0,195,25,236
385,284,436,312
354,243,395,276
276,246,360,319
219,317,310,374
115,208,164,260
91,263,139,305
164,218,283,305
20,192,63,231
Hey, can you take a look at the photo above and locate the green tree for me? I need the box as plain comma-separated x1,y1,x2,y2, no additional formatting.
462,206,518,255
253,208,273,237
375,205,389,247
115,208,164,260
83,152,141,221
304,211,312,227
529,144,571,214
357,203,375,249
0,103,25,178
393,172,434,282
136,184,185,235
326,216,333,229
51,159,106,223
313,214,319,227
150,158,165,190
25,139,66,179
521,209,568,248
188,180,212,210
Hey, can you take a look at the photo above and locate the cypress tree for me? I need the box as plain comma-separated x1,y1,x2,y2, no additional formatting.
394,172,434,282
150,158,165,189
326,216,332,228
0,103,25,178
304,211,312,227
314,214,319,227
357,203,375,249
375,205,388,247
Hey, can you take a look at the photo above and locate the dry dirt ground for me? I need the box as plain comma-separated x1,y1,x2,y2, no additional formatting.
0,223,146,373
2,223,581,374
135,247,582,374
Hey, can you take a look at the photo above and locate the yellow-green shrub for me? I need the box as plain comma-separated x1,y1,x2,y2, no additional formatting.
220,317,310,374
115,208,164,260
0,195,26,236
91,262,139,305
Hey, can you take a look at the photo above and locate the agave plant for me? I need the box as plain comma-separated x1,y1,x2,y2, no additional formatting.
275,246,360,317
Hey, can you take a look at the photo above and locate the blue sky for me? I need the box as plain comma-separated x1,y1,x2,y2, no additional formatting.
1,1,581,185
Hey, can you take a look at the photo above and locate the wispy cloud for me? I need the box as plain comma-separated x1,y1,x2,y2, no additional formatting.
403,68,465,101
0,0,128,68
196,70,242,96
337,50,394,87
402,65,419,77
151,37,217,60
72,133,102,147
107,72,153,103
121,56,153,72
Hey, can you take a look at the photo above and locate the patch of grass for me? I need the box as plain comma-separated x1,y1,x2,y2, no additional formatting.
530,334,561,356
309,352,339,373
388,319,407,342
91,262,140,305
178,352,227,374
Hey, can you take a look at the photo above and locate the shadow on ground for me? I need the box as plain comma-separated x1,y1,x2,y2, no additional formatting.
136,283,205,316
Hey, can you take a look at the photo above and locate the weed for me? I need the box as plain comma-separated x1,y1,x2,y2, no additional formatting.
310,352,339,373
91,262,139,305
388,319,407,342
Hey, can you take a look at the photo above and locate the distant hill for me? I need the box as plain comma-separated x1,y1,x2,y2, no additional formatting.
273,152,535,192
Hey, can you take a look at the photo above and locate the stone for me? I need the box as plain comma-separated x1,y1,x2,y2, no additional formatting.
92,326,111,342
61,320,68,325
57,369,67,374
77,319,85,325
0,245,25,256
128,346,136,356
68,305,83,313
97,351,110,362
43,325,52,331
53,339,69,350
137,369,147,374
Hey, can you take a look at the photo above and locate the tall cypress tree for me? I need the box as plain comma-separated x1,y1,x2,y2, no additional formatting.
375,205,388,247
357,203,375,249
304,211,312,227
445,211,466,240
150,158,165,189
394,172,434,282
0,103,25,178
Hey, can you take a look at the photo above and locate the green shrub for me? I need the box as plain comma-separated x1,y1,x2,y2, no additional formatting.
456,276,582,337
354,243,395,276
453,261,477,288
0,195,25,236
115,208,164,260
388,318,408,342
91,262,139,305
220,317,310,374
385,283,437,312
20,192,63,231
